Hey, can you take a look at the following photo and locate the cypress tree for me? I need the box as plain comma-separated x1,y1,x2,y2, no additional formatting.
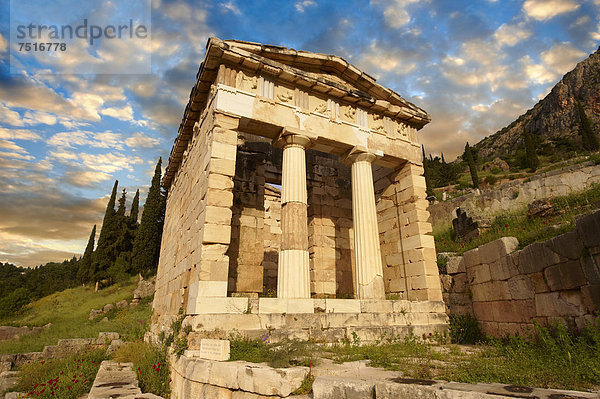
130,189,140,224
464,142,479,188
577,101,599,151
422,145,435,198
77,225,96,284
90,180,119,282
131,158,166,277
117,189,127,217
524,131,540,171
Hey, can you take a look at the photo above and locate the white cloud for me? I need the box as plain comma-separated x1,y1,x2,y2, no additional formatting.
541,42,586,75
522,0,580,21
0,128,42,141
0,140,27,152
64,170,112,187
494,23,532,47
125,132,160,148
100,105,134,121
23,110,58,125
0,104,24,126
49,150,79,161
79,152,143,173
221,1,241,14
47,131,124,150
521,55,556,84
356,40,417,77
374,0,421,29
67,93,104,121
295,0,316,12
0,33,7,53
0,150,33,160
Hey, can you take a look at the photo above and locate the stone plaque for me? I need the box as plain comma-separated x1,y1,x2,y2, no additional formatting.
190,339,230,361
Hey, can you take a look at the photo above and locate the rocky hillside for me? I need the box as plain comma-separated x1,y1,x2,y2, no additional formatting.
474,46,600,160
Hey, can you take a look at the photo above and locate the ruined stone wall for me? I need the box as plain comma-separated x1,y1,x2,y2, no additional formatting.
429,162,600,228
374,162,441,301
439,210,600,336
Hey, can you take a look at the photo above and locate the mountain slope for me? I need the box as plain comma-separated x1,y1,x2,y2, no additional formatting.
474,46,600,160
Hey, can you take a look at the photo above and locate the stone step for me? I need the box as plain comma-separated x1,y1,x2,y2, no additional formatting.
87,361,164,399
312,376,600,399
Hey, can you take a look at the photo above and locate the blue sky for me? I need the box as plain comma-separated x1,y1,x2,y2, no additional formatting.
0,0,598,266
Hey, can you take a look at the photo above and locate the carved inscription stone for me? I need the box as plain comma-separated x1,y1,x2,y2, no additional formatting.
187,339,230,361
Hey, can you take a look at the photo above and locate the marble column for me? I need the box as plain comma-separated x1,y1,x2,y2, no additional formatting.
277,132,311,298
347,149,385,299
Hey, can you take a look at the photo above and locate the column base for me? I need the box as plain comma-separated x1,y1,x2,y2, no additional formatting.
277,249,310,298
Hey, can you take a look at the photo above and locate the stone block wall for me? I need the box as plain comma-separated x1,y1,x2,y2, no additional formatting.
429,162,600,228
262,184,281,292
307,151,354,298
153,106,240,324
374,162,441,301
439,210,600,336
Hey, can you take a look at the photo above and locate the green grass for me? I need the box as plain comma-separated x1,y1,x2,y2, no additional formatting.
324,319,600,391
435,183,600,254
112,341,170,398
229,336,318,368
7,347,107,399
0,277,151,355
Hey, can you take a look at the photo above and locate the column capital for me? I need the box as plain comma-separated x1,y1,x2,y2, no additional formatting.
273,127,314,149
343,146,381,164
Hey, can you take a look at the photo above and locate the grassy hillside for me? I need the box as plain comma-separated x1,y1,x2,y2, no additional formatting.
434,183,600,255
0,276,152,354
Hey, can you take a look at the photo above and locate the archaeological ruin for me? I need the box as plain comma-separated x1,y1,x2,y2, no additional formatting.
151,38,447,347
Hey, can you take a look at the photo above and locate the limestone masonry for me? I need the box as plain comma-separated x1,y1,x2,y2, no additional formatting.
439,210,600,337
151,38,446,352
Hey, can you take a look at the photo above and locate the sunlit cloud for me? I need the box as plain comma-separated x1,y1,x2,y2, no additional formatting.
522,0,580,21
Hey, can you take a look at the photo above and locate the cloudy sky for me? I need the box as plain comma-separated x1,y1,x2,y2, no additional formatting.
0,0,599,267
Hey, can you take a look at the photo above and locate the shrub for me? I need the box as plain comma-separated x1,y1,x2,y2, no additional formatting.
11,347,106,399
483,175,498,186
0,288,31,318
449,314,483,344
436,254,448,274
112,341,170,398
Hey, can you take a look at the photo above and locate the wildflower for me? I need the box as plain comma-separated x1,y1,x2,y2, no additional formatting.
504,224,508,227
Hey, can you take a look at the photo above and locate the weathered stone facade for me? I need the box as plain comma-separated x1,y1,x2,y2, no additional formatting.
152,38,444,350
439,210,600,336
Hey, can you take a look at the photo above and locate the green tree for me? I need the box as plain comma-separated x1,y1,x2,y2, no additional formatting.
77,225,96,284
131,158,166,277
90,180,119,282
130,189,140,224
422,145,435,198
577,101,599,151
524,130,540,171
464,142,479,188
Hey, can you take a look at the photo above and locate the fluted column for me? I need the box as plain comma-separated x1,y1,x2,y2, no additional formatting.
347,149,385,299
277,131,311,298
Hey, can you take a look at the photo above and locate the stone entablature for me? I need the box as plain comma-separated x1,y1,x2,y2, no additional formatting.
163,38,429,188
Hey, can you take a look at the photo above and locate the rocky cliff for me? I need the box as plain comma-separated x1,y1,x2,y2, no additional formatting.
474,46,600,160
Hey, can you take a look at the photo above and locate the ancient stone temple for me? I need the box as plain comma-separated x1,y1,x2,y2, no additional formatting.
152,38,447,342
